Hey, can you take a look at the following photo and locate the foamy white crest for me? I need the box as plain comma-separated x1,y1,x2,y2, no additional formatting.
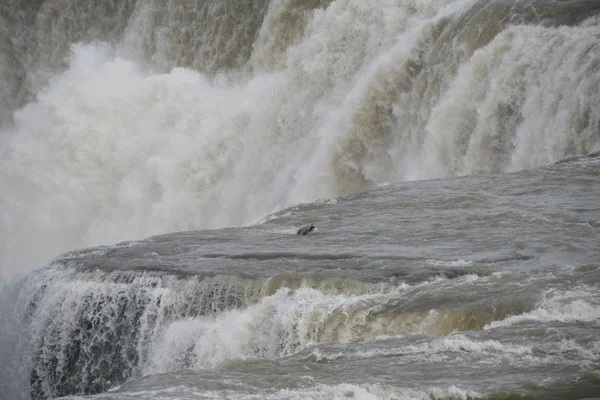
144,287,392,373
485,288,600,329
548,338,600,361
409,334,531,355
343,334,531,363
309,348,345,362
426,259,474,267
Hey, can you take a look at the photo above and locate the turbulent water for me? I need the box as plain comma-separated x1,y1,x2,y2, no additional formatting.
1,0,600,399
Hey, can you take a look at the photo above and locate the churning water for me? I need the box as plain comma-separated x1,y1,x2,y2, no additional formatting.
0,0,599,399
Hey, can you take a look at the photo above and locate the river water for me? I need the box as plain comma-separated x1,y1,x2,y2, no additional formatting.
0,0,599,399
1,158,599,399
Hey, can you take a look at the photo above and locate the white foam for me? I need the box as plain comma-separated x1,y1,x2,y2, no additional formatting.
143,287,395,373
1,44,306,278
412,335,532,355
425,259,474,268
548,339,600,361
345,334,532,362
485,288,600,329
308,348,345,362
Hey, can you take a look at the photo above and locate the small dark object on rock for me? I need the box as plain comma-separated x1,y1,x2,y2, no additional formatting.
297,223,315,236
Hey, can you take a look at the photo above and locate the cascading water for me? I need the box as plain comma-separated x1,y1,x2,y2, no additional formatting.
3,248,599,399
1,0,597,280
0,262,400,399
1,1,600,399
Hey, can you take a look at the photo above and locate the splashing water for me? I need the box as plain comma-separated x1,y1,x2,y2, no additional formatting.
0,0,599,280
